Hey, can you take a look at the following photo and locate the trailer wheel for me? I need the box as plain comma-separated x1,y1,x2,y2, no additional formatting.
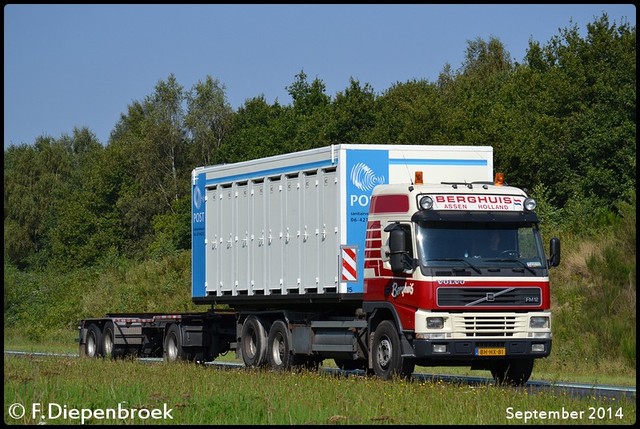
491,358,534,386
240,316,268,368
102,321,126,359
84,323,103,358
267,320,294,371
371,320,415,380
102,321,115,358
164,324,188,362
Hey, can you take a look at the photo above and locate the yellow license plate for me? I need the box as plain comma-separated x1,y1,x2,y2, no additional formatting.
476,347,506,356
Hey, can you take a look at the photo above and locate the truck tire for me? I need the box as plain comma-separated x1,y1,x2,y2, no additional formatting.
267,320,295,371
102,321,126,359
240,316,268,368
491,358,534,386
102,321,115,358
371,320,415,380
164,324,189,362
84,323,103,358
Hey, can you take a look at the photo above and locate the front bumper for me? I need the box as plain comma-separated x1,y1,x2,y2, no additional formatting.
413,338,552,360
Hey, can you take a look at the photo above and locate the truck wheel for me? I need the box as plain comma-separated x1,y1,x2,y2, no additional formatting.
267,320,294,371
102,321,126,359
371,320,415,380
491,359,534,386
240,316,268,367
164,324,189,362
84,323,103,358
102,321,115,358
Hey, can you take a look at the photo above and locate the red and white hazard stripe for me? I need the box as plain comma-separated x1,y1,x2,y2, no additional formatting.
341,247,357,282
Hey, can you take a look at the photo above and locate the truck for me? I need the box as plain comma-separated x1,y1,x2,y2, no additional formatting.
78,144,560,385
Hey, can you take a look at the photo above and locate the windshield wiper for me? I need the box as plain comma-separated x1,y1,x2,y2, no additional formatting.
427,258,481,274
484,258,537,275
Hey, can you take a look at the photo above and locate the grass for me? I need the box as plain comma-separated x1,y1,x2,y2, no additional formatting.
4,330,636,388
4,355,636,425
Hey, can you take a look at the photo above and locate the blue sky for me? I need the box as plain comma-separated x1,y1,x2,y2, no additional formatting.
4,4,636,148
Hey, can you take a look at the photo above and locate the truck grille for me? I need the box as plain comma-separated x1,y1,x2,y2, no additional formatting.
437,287,542,307
451,314,529,338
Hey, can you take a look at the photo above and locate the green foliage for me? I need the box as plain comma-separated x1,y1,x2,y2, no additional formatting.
521,14,636,209
185,75,234,166
3,262,89,341
147,195,192,257
284,70,333,151
461,36,514,77
326,78,376,144
286,70,331,116
222,96,292,162
547,193,636,372
367,79,445,146
584,192,636,367
3,252,197,342
528,183,563,236
3,137,69,269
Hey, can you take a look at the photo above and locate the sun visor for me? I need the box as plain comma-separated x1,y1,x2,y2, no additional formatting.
411,210,539,223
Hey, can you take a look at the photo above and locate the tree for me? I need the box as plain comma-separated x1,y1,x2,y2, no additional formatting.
108,74,190,254
327,78,376,144
461,36,513,77
367,79,444,146
44,129,125,269
143,74,187,208
185,75,234,166
3,128,111,270
519,14,636,209
108,101,158,253
223,95,290,162
3,136,73,269
286,70,330,117
284,70,331,151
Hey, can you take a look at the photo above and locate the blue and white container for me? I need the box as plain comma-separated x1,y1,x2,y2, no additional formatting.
191,144,493,299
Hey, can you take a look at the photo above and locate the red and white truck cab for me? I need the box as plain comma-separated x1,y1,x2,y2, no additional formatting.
363,174,560,384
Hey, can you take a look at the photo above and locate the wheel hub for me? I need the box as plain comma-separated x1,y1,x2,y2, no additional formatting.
376,338,392,368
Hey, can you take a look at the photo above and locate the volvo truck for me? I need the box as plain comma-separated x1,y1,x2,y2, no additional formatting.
78,144,560,385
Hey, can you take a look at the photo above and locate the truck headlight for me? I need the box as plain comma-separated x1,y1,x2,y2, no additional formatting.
524,198,537,211
419,196,433,210
427,317,444,329
530,316,549,329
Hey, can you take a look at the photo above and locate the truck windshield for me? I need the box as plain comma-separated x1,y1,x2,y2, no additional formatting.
415,221,546,271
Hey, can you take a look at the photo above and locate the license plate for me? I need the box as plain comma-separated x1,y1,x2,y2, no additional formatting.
476,347,506,356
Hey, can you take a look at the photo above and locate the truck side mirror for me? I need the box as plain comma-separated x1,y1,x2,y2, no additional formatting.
387,226,415,273
548,237,561,268
389,228,405,272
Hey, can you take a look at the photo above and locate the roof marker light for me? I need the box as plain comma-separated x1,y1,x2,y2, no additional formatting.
494,172,505,186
